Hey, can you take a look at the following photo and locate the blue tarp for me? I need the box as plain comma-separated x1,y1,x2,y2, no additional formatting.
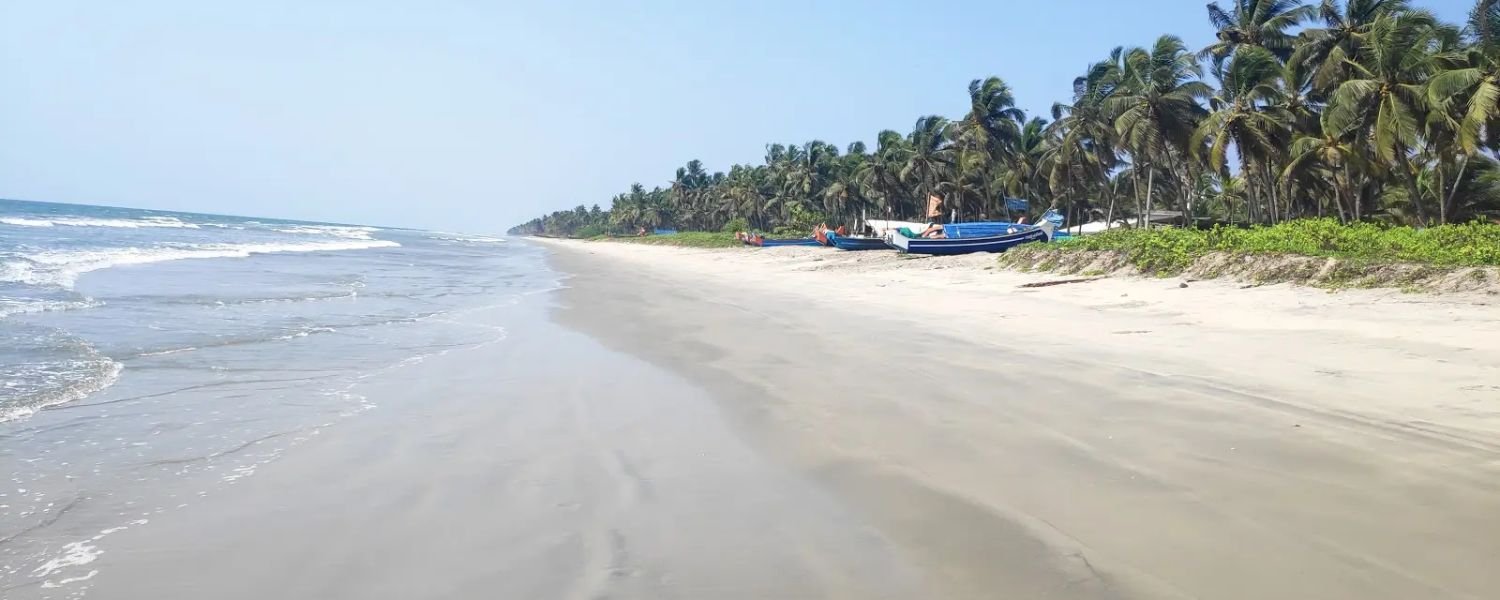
942,222,1018,238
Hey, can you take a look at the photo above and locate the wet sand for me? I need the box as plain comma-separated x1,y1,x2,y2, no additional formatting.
543,239,1500,599
26,296,930,599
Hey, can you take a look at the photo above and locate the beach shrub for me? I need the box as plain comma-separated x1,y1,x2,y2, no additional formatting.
1055,219,1500,275
616,231,742,248
574,223,608,239
720,217,749,233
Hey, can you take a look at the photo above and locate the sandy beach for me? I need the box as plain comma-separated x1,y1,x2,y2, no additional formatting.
545,239,1500,599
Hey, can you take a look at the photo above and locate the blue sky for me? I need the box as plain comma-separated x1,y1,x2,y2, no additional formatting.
0,0,1475,233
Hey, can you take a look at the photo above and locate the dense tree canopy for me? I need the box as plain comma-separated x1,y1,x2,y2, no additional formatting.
512,0,1500,238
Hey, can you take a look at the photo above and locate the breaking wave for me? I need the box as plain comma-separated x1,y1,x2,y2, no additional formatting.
1,215,202,229
1,239,401,289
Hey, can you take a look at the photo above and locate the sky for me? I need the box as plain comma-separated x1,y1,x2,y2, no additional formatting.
0,0,1476,233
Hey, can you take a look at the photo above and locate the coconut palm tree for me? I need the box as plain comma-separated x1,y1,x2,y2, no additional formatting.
961,77,1027,160
1110,35,1212,227
1194,46,1293,222
1429,0,1500,156
1294,0,1413,94
901,116,956,221
1050,52,1126,225
1284,127,1373,221
1326,9,1450,224
857,130,912,218
1205,0,1318,63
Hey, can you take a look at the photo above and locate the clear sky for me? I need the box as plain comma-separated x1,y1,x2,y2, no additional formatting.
0,0,1475,233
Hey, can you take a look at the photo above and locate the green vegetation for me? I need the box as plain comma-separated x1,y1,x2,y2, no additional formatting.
1047,219,1500,274
512,0,1500,242
611,232,742,249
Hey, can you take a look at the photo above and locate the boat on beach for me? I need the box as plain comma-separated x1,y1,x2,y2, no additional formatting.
744,236,822,247
825,232,890,251
887,221,1054,255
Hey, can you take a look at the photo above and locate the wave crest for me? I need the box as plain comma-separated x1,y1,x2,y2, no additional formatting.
2,239,401,289
1,215,201,229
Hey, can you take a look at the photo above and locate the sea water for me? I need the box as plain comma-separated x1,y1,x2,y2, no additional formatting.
0,199,544,590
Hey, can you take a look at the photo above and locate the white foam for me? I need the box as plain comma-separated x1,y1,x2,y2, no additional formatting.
41,569,98,588
2,239,400,289
1,215,200,229
30,519,149,590
274,224,382,240
430,232,506,244
31,541,100,578
0,297,102,318
0,359,122,423
137,347,198,357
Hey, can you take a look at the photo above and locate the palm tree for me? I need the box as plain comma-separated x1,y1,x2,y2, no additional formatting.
901,116,955,221
1050,52,1125,225
1284,128,1372,221
1429,1,1500,157
998,117,1052,213
1326,9,1449,224
1294,0,1412,94
1110,35,1212,227
961,77,1027,160
1194,46,1292,222
857,130,911,218
1205,0,1318,63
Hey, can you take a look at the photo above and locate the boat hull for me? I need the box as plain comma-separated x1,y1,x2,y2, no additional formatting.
749,237,822,247
888,225,1051,255
826,232,889,251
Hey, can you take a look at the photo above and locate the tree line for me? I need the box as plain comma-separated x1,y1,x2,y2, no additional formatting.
510,0,1500,238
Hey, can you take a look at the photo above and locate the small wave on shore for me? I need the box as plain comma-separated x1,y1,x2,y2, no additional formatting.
0,324,123,422
0,296,103,319
1,239,401,289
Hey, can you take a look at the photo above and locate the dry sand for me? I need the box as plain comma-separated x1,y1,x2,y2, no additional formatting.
545,239,1500,600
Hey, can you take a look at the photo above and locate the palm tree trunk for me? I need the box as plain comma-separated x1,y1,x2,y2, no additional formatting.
1131,166,1144,228
1346,163,1361,222
1395,152,1428,227
1144,167,1155,231
1332,177,1346,224
1263,164,1278,223
1445,154,1468,225
1104,180,1118,232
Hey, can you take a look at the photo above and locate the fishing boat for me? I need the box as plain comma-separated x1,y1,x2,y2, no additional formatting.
825,232,890,251
887,221,1054,255
744,235,822,247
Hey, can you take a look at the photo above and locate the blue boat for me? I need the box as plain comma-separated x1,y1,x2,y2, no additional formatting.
943,210,1067,238
887,222,1054,255
826,232,890,251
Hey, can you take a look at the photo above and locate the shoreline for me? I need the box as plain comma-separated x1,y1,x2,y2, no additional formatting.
543,238,1500,599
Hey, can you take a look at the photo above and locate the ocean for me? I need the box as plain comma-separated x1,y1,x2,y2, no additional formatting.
0,199,549,591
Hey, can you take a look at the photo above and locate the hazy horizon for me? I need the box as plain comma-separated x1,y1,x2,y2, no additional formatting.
0,1,1472,233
